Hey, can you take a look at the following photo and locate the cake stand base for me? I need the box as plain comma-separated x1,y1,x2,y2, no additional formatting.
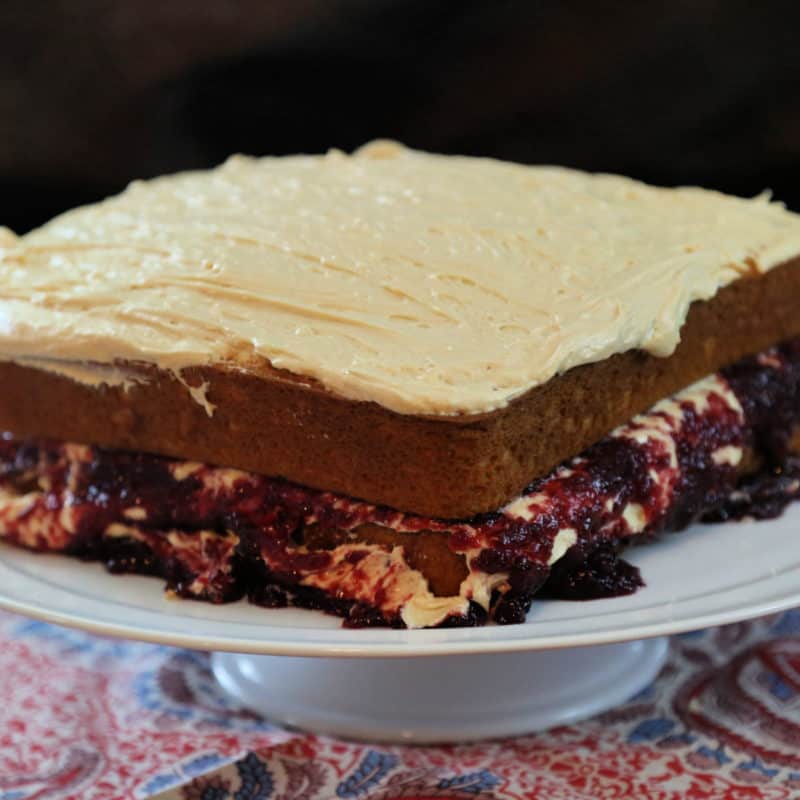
212,636,669,743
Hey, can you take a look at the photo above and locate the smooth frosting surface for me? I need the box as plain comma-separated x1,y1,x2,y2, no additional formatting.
2,141,800,415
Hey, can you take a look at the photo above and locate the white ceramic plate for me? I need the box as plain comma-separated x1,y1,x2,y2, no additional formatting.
1,505,798,658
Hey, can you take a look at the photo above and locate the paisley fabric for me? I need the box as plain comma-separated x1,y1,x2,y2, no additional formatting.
1,609,799,799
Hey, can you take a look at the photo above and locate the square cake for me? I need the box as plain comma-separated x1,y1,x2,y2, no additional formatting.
0,141,798,627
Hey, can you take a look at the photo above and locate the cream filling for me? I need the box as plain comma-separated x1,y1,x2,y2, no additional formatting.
712,445,744,466
459,567,511,614
295,542,471,628
2,142,800,415
181,379,216,417
11,357,145,392
548,528,578,564
295,527,583,628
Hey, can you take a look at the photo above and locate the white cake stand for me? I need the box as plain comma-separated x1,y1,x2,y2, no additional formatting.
210,638,669,742
1,505,799,743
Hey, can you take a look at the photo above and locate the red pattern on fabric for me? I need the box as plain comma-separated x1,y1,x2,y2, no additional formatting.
1,609,800,799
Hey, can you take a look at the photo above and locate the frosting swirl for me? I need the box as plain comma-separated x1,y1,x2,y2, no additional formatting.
1,140,800,414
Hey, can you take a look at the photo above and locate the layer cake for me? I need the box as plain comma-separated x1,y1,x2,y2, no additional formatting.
1,142,799,627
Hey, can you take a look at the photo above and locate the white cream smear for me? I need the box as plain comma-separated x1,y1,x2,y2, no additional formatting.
2,141,800,415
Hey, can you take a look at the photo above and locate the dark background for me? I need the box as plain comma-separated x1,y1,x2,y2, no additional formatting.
2,0,800,233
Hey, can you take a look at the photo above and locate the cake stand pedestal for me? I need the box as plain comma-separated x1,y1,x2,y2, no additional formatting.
212,636,669,743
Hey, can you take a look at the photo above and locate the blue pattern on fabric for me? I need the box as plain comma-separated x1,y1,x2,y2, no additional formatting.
695,746,732,766
771,609,800,634
736,757,780,778
628,718,676,742
336,751,399,797
140,773,181,795
234,753,273,799
11,618,165,662
184,753,230,776
437,770,502,794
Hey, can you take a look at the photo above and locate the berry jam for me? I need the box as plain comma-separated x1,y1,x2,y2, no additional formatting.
0,338,798,628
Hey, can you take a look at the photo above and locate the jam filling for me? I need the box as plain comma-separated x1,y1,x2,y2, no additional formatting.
0,338,798,628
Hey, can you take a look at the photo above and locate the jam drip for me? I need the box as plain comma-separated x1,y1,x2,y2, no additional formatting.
0,337,798,628
456,373,746,608
706,455,800,523
722,339,800,463
540,542,644,602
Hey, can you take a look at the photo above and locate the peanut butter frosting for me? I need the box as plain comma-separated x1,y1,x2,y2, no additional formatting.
2,140,800,415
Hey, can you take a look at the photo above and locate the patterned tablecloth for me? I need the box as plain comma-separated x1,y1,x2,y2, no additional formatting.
1,609,799,800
